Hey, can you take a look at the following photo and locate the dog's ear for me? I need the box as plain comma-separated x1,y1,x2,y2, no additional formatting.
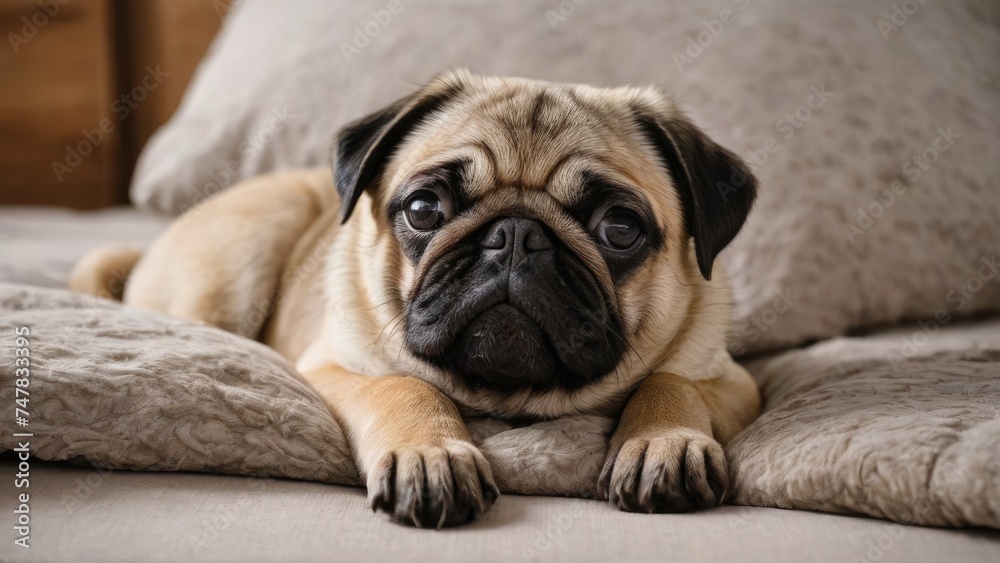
332,78,465,223
635,109,758,280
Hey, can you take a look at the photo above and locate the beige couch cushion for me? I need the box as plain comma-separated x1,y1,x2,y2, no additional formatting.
131,0,1000,355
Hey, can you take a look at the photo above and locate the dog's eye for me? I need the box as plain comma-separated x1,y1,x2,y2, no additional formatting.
404,190,447,231
595,210,643,251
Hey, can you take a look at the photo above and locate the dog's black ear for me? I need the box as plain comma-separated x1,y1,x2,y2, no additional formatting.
332,81,464,223
635,112,758,280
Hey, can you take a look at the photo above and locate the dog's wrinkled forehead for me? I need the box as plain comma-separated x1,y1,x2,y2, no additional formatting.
388,75,661,205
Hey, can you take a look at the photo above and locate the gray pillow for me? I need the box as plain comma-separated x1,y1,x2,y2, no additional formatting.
1,283,358,484
729,324,1000,529
0,283,606,497
131,0,1000,356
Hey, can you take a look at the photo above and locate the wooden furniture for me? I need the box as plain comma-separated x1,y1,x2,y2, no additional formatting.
115,0,233,188
0,0,120,208
0,0,229,209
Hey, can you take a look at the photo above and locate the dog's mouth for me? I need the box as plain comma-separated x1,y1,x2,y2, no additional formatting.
404,217,625,391
446,304,561,389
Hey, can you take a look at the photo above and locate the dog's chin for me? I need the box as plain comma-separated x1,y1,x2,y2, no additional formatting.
446,304,560,390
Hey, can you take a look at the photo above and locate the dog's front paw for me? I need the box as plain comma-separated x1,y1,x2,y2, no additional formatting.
598,430,727,513
367,440,499,528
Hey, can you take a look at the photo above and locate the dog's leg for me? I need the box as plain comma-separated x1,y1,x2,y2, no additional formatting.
122,169,335,339
598,363,760,513
303,366,499,528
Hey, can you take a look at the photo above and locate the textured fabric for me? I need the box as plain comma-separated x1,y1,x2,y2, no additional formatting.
129,0,1000,355
729,322,1000,528
3,282,999,528
0,283,609,497
0,283,358,486
4,459,999,563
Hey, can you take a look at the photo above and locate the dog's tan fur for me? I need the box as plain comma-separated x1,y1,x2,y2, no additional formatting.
70,70,760,525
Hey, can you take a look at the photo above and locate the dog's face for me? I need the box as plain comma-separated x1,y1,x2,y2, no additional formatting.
332,70,756,416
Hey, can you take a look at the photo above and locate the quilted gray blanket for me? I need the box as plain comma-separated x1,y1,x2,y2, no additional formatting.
1,283,998,529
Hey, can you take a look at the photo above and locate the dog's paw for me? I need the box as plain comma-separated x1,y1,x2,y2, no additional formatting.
367,440,499,528
598,430,727,513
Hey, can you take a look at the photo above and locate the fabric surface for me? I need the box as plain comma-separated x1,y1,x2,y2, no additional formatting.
5,460,999,563
130,0,1000,355
0,282,608,497
730,322,1000,529
0,283,358,486
2,282,999,528
0,206,170,288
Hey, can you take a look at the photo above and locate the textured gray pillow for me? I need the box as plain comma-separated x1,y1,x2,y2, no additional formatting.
131,0,1000,356
729,322,1000,529
0,283,358,485
0,283,607,497
3,283,998,528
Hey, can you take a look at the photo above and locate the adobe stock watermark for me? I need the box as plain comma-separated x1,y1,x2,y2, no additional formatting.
7,0,71,54
521,502,585,561
742,83,834,170
212,0,242,18
848,460,979,563
717,84,833,202
672,0,751,72
51,65,170,182
60,466,115,515
340,0,412,63
726,508,753,531
729,287,799,356
545,0,588,29
877,0,931,40
850,455,990,562
886,254,998,371
179,106,296,218
188,476,275,554
843,126,959,244
851,521,908,563
238,230,337,337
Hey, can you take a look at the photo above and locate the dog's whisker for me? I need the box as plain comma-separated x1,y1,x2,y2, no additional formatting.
370,312,405,354
363,297,403,312
382,314,407,354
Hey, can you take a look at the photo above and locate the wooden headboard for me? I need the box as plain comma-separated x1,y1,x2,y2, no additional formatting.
0,0,232,209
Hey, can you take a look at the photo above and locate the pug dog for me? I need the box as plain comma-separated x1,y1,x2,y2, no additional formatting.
71,69,760,528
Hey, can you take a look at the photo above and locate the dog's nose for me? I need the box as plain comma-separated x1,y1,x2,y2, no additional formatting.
479,217,554,264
